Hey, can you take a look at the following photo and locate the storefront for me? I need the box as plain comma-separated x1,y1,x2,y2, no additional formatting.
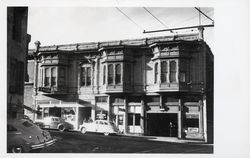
35,101,92,130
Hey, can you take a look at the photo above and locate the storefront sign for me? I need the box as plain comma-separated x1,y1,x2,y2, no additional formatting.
96,111,107,120
187,127,199,133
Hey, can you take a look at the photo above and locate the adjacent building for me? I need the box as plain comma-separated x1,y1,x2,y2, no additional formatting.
7,7,30,119
25,32,213,142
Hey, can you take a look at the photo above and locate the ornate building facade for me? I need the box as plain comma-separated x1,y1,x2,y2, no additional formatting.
26,33,213,142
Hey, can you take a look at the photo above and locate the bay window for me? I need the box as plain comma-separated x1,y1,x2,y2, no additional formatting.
154,63,158,83
161,61,168,83
115,64,121,84
107,63,122,85
170,61,177,83
108,64,114,84
154,60,179,84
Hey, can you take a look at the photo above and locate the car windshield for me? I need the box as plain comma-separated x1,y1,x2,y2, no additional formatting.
22,121,33,127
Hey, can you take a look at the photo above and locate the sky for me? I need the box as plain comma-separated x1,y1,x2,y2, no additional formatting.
27,7,214,51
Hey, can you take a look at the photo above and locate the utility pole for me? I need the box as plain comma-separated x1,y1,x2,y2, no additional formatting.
32,40,40,121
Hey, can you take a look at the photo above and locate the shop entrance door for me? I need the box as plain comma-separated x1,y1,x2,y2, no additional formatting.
147,113,178,137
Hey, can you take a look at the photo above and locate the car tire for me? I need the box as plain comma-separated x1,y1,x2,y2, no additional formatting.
10,146,23,153
104,132,109,136
58,125,65,132
81,127,86,134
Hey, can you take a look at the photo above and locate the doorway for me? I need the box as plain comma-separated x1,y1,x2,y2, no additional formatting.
147,113,178,137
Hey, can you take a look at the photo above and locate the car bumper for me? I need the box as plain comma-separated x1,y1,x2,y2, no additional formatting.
31,139,56,150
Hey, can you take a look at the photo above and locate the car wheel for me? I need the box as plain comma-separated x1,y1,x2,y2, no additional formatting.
58,125,65,132
10,146,23,153
104,132,109,136
81,127,86,134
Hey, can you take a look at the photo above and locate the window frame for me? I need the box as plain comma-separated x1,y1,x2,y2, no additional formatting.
81,66,92,87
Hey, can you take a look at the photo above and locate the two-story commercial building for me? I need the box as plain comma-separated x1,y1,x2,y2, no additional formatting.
25,32,213,142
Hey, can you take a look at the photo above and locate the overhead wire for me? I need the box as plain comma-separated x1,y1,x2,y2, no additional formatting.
115,7,144,31
143,7,173,33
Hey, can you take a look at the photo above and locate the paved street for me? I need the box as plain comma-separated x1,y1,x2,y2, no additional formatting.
39,130,213,153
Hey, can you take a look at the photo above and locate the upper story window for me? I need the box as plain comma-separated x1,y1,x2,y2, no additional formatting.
155,60,178,84
107,63,122,85
103,65,106,85
43,67,66,87
81,66,91,87
108,64,114,85
154,63,158,83
170,61,177,83
161,61,168,83
115,64,121,84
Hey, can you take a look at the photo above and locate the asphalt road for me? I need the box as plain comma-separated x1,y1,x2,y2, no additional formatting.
40,130,213,153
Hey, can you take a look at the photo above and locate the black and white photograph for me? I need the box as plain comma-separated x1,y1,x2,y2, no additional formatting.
1,0,250,157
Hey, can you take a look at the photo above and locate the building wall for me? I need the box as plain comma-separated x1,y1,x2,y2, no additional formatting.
27,33,213,141
7,7,30,119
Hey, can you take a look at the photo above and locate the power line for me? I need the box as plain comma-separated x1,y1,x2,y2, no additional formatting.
143,7,173,33
195,7,214,24
115,7,144,31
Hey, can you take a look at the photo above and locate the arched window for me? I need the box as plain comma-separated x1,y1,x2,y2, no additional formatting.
108,64,114,85
115,64,121,84
154,63,158,83
161,61,167,83
170,61,177,82
103,65,106,84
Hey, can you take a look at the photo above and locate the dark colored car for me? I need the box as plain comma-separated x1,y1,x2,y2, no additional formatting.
7,119,56,153
35,116,74,132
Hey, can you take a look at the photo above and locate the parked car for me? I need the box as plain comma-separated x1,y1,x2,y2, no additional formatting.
79,120,119,136
7,119,56,153
35,116,74,132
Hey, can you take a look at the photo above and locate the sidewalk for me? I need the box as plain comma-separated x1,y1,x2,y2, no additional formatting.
119,134,210,144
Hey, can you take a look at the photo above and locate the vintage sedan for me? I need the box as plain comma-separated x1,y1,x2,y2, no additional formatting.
35,116,74,132
79,120,119,136
7,119,56,153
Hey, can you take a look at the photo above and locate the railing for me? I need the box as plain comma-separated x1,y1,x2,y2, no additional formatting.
38,86,78,94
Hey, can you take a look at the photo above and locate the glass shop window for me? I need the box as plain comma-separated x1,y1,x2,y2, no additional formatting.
128,113,140,126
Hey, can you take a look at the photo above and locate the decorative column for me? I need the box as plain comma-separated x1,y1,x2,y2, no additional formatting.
199,100,204,139
124,96,128,134
203,98,207,142
32,41,40,121
140,96,145,136
178,98,183,139
108,95,112,121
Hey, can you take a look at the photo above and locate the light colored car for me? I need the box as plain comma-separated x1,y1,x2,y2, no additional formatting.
79,120,119,136
7,119,56,153
35,116,74,132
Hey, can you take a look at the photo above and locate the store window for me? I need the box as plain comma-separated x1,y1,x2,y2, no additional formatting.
128,113,140,126
81,67,91,86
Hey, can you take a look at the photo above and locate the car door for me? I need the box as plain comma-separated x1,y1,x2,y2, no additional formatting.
97,121,106,133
